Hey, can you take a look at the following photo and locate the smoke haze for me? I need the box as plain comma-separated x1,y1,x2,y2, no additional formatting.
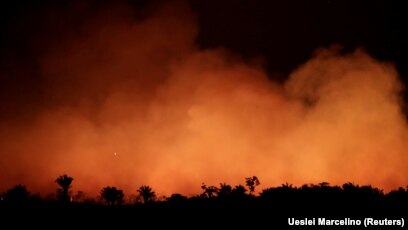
0,1,407,196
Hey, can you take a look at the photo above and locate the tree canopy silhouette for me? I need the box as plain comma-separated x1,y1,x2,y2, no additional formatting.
245,176,260,194
101,186,124,206
3,184,30,205
200,183,218,198
231,185,247,198
55,174,73,202
3,173,408,217
218,183,232,198
137,185,156,203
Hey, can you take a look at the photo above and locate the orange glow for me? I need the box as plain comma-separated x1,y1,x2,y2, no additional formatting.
0,2,407,197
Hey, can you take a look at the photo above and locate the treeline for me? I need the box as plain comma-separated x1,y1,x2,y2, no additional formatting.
1,174,408,213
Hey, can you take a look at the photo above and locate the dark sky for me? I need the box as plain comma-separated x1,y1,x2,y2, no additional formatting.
0,0,406,118
1,0,406,72
192,0,406,79
0,0,408,107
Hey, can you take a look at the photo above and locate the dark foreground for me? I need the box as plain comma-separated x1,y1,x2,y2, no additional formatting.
1,184,407,229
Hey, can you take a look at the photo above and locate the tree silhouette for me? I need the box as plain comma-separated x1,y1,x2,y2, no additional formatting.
3,178,408,216
231,185,247,198
4,184,30,205
319,182,330,187
167,193,188,204
137,185,156,203
218,183,232,198
281,182,294,191
200,183,218,198
342,182,359,192
100,186,124,206
55,174,73,202
245,176,260,194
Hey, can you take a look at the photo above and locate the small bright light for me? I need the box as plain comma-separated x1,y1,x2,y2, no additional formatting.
114,152,117,156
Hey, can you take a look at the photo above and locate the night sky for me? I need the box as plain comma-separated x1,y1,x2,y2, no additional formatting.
195,0,406,76
1,0,407,119
0,0,407,195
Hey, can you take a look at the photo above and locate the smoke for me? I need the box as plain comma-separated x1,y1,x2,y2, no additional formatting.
0,1,407,196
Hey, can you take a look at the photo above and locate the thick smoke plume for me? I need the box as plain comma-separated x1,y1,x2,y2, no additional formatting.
0,2,407,196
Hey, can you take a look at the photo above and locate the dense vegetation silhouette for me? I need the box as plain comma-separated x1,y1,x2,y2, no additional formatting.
3,184,30,206
1,174,408,219
100,186,124,206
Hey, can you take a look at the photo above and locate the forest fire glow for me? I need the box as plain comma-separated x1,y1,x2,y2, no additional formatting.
0,2,407,197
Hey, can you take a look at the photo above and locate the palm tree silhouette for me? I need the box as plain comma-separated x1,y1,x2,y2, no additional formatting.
200,183,218,198
137,185,156,203
55,174,73,202
100,186,124,206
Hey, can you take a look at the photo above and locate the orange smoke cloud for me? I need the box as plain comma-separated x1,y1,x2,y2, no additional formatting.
0,2,407,197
